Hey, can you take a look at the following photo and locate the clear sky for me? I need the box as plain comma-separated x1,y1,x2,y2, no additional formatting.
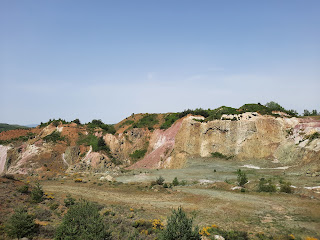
1,0,319,125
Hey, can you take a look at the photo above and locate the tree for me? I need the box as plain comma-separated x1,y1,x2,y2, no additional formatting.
156,176,165,185
237,169,248,187
73,119,81,125
172,177,179,186
311,109,318,116
265,101,284,111
304,109,311,116
4,207,37,239
55,199,111,240
159,207,200,240
31,182,44,203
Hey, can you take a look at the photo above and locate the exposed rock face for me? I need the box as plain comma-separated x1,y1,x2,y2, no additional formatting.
0,114,319,174
166,115,320,169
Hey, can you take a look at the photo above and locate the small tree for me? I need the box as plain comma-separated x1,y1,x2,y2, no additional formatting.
31,182,44,203
55,199,111,240
4,207,37,239
172,177,179,186
156,176,165,185
237,169,248,187
159,207,200,240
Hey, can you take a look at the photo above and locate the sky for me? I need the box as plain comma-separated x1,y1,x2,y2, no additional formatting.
1,0,319,125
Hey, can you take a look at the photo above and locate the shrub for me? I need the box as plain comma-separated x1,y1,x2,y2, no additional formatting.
17,184,29,194
158,207,200,240
35,208,52,221
280,181,294,194
43,130,65,143
156,176,165,185
258,178,276,192
211,152,233,159
172,177,179,186
55,199,111,240
129,149,147,162
160,113,180,129
64,194,76,207
4,207,37,239
31,182,44,203
237,169,248,187
132,114,159,129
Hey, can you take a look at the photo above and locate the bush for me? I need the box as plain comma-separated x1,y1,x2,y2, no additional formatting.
64,194,76,207
258,178,276,192
34,208,52,221
211,152,233,159
17,184,29,194
160,113,180,129
31,182,44,203
280,181,294,194
156,176,165,185
4,207,37,239
172,177,179,186
129,149,147,162
43,131,65,143
237,169,248,187
158,207,200,240
55,199,111,240
132,114,159,129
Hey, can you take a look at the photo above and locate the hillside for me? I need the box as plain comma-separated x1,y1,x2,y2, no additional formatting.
0,123,29,133
0,104,320,239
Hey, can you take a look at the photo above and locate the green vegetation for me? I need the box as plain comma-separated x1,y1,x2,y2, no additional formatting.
87,119,116,134
17,184,29,194
0,123,29,133
307,132,320,142
119,119,134,128
159,207,200,240
31,182,44,203
55,199,112,240
160,113,180,129
156,176,165,185
303,109,319,116
258,178,276,192
43,130,66,143
280,181,294,194
40,118,69,127
237,169,248,187
4,207,37,239
200,225,249,240
129,149,147,162
132,114,159,130
64,194,76,207
172,177,179,186
211,152,233,160
0,132,36,145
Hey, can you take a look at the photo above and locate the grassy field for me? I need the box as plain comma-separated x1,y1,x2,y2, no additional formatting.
36,157,320,239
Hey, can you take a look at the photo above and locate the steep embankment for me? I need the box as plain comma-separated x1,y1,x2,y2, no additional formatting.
0,112,319,175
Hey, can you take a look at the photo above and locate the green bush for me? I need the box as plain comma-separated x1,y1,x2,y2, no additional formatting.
129,149,147,162
156,176,165,185
132,114,159,129
158,207,200,240
55,199,111,240
4,207,37,239
237,169,248,187
258,178,276,192
280,181,293,194
211,152,232,159
17,184,29,194
64,194,76,207
43,131,65,143
160,113,180,129
172,177,179,186
31,182,44,203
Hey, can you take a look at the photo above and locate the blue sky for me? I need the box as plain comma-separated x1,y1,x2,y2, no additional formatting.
1,0,319,125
